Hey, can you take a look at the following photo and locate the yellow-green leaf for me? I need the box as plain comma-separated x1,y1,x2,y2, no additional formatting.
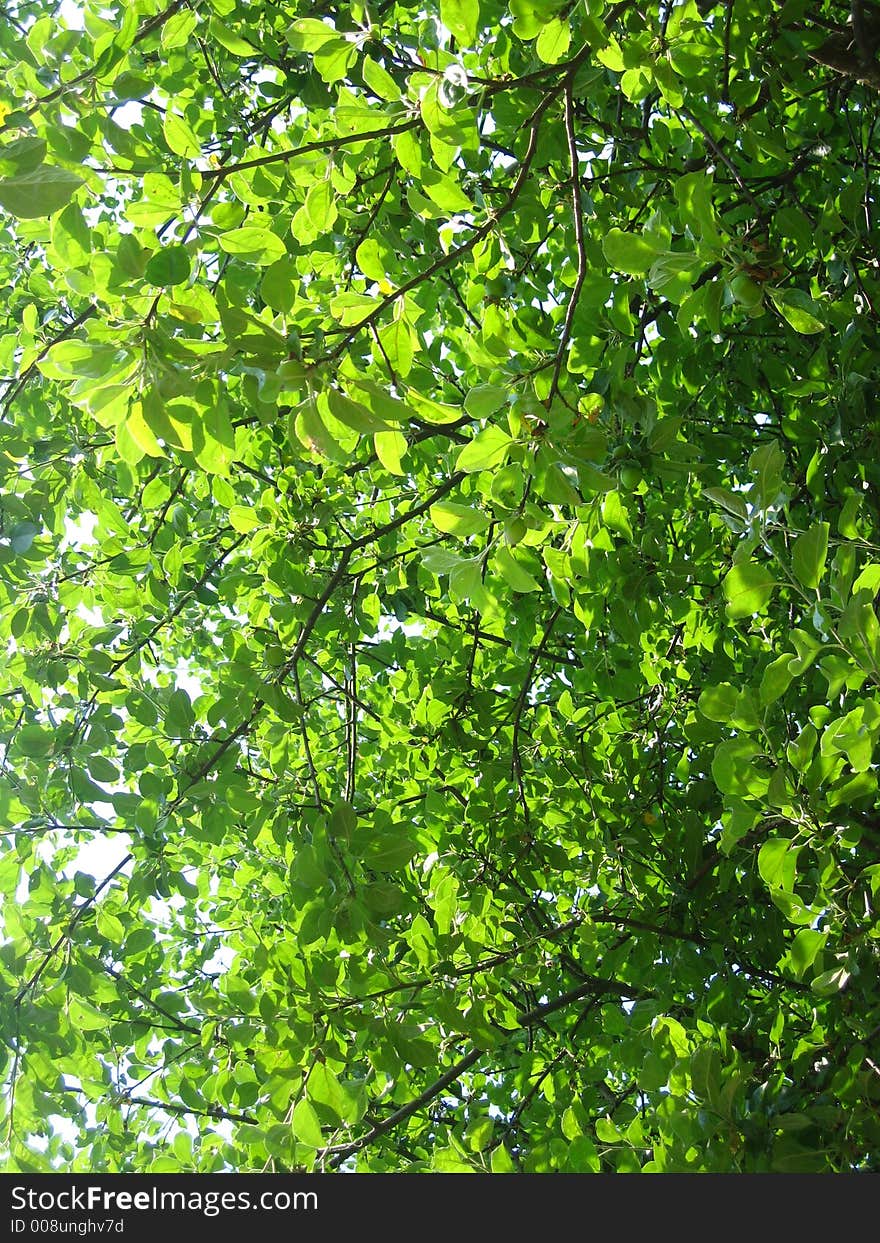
0,165,83,218
792,521,829,590
723,562,777,618
536,17,570,63
441,0,479,46
429,501,490,538
455,424,513,473
292,1098,323,1147
218,227,287,265
293,396,346,460
602,228,662,276
494,544,540,592
373,428,408,475
163,109,200,157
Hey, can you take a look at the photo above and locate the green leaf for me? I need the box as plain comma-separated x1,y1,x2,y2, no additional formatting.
595,1116,619,1143
362,830,419,871
328,799,357,842
347,378,413,425
87,755,119,783
768,287,825,334
787,627,825,676
535,17,570,63
0,165,83,217
144,245,191,287
163,110,201,157
0,136,47,175
286,18,339,52
758,837,791,888
362,57,401,102
68,998,107,1031
602,228,662,276
441,0,479,46
648,250,701,302
788,929,826,979
419,78,462,142
228,506,261,533
16,724,53,757
601,491,633,541
326,389,391,434
405,390,463,424
703,487,748,524
122,402,165,460
260,258,297,313
490,1144,517,1173
464,385,507,418
494,544,540,592
218,227,287,265
698,683,739,722
455,424,513,473
293,396,345,460
297,181,338,240
162,9,198,48
429,501,490,537
811,966,850,996
308,1063,363,1125
760,654,795,706
355,238,387,282
466,1116,495,1152
674,171,721,244
373,428,408,475
112,71,152,100
9,522,41,555
711,738,761,795
722,562,777,618
291,1098,323,1147
208,17,255,56
791,522,829,590
749,441,786,511
38,340,135,383
421,547,471,574
329,292,380,325
165,687,195,735
378,316,414,377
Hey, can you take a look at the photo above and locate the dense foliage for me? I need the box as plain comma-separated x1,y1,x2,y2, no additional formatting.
1,0,879,1174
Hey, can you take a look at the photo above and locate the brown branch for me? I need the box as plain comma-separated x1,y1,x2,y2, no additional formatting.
809,5,880,90
80,951,201,1036
124,1095,257,1126
16,1,190,121
0,305,97,422
300,653,382,722
109,532,245,672
291,662,324,809
325,969,643,1166
510,606,562,820
170,474,466,803
344,609,358,805
14,854,133,1005
324,915,586,1015
147,469,189,545
676,106,766,220
721,0,735,105
547,80,589,405
417,606,580,667
197,118,421,179
326,1049,484,1165
323,123,542,362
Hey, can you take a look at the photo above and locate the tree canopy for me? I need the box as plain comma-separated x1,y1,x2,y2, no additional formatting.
0,0,879,1174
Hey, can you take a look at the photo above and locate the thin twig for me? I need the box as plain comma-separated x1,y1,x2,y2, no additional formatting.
547,79,590,405
324,123,543,362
